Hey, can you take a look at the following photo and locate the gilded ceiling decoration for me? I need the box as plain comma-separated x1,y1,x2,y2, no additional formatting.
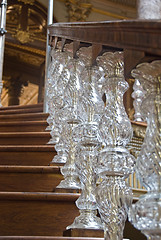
3,0,47,106
5,47,44,67
6,0,47,45
14,29,34,44
65,0,92,21
6,42,46,56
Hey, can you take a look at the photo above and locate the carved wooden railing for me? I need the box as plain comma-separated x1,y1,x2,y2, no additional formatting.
48,20,161,198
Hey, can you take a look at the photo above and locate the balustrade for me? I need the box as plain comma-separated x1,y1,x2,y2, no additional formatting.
47,20,161,240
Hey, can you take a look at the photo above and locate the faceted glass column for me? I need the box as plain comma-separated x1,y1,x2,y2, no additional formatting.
129,60,161,240
47,43,72,145
67,64,104,229
132,77,146,122
96,52,135,240
56,57,85,189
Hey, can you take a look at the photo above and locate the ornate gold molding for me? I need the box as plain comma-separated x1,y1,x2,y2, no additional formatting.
132,188,147,199
132,123,147,139
5,42,46,57
58,0,135,20
91,6,128,19
127,122,147,158
65,0,92,21
6,1,46,45
14,30,34,44
5,47,44,67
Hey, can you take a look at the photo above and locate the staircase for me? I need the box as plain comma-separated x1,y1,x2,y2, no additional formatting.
0,103,146,240
0,103,89,240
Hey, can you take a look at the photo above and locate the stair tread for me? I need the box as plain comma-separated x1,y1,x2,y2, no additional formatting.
0,165,62,192
0,107,43,115
131,120,147,127
0,165,60,173
0,133,51,145
0,103,43,111
0,145,55,152
0,237,103,240
0,192,80,201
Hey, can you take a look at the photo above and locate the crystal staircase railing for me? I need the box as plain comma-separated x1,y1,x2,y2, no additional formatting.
46,20,161,240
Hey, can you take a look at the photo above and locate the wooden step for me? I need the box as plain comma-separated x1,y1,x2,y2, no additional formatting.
0,166,63,192
0,145,56,166
0,107,43,115
0,132,51,145
0,191,143,240
0,237,103,240
0,103,43,111
64,229,103,238
0,192,79,236
64,222,146,240
0,121,48,132
0,112,49,122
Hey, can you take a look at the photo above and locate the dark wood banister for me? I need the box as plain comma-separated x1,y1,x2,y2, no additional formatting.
48,20,161,78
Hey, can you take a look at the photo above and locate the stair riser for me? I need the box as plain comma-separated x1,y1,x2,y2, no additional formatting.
0,137,50,145
0,173,63,192
0,114,49,122
0,125,48,132
0,199,79,236
0,103,43,111
0,152,55,166
0,108,43,115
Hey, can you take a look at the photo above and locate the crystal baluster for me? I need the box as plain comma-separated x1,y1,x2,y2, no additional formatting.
67,65,104,229
51,46,88,164
46,40,64,131
56,121,81,189
52,46,92,172
56,58,85,189
47,43,72,145
129,60,161,240
46,46,62,131
132,78,146,122
49,43,73,143
51,123,69,164
96,52,135,240
97,175,132,240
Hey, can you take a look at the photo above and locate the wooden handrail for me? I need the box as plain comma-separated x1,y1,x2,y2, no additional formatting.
48,20,161,53
48,20,161,77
